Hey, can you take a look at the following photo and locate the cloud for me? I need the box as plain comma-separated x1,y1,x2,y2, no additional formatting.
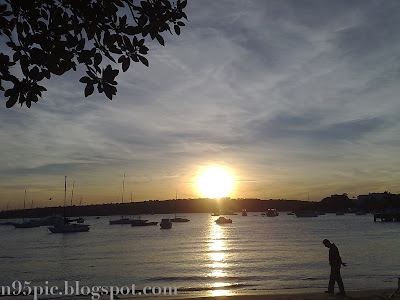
1,0,400,206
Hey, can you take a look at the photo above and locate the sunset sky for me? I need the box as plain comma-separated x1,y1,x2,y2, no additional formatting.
1,1,400,209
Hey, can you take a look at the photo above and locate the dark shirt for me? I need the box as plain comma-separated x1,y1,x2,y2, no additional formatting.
329,243,342,266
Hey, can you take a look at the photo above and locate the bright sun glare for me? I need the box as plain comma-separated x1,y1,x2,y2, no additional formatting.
197,167,234,199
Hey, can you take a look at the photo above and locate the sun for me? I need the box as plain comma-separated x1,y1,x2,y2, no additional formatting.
197,166,234,199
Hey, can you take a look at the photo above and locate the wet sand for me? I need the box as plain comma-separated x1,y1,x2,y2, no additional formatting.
180,289,396,300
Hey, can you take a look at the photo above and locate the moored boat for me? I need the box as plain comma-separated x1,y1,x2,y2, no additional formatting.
131,219,158,226
170,217,190,222
215,216,232,224
266,208,279,217
109,217,132,225
48,176,90,233
160,218,172,229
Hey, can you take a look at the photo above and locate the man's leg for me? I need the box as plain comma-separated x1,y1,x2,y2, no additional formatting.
335,267,346,295
327,267,336,293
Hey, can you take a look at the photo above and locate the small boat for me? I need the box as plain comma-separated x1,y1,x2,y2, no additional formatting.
287,212,295,215
295,211,318,218
95,217,100,219
171,192,190,222
242,209,248,216
170,217,190,222
109,217,132,225
215,216,232,224
131,219,158,226
211,213,220,216
266,208,279,217
48,221,90,233
144,221,158,226
76,217,85,223
336,211,345,216
355,210,367,215
160,218,172,229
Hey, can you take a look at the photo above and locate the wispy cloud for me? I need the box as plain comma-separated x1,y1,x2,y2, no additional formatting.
1,0,400,207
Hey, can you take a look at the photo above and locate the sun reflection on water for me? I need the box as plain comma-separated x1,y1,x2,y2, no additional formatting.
207,218,232,297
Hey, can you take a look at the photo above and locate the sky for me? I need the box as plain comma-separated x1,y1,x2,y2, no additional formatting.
1,0,400,209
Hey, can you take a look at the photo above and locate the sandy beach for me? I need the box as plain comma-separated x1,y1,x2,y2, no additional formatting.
0,288,398,300
178,289,397,300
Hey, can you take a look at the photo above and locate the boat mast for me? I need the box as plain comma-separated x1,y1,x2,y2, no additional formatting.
23,189,26,223
70,181,75,206
175,190,178,218
122,173,125,204
63,176,67,223
6,202,8,223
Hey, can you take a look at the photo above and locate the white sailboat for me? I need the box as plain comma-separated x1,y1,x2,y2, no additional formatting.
170,191,190,222
48,176,90,233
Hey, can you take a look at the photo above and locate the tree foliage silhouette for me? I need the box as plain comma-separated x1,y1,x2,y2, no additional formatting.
0,0,187,108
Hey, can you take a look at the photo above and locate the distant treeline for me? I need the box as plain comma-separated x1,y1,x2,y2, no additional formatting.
1,192,399,219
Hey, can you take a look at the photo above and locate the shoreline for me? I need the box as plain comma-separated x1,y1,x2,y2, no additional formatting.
148,288,397,299
0,288,397,300
175,288,397,299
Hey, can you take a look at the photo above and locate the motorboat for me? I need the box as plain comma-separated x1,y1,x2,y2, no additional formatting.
215,216,232,224
266,208,279,217
170,217,190,222
131,219,158,226
295,211,318,217
242,209,248,216
109,217,132,225
160,218,172,229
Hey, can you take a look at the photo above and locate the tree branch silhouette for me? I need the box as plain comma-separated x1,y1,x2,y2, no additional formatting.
0,0,188,108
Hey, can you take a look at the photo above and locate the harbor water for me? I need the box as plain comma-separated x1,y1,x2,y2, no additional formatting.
1,213,399,297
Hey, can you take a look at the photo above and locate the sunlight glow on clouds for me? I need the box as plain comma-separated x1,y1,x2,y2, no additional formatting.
1,0,400,208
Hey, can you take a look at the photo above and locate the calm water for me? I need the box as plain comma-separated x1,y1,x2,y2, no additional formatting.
1,213,399,297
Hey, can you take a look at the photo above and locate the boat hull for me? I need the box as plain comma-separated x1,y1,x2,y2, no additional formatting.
48,224,90,233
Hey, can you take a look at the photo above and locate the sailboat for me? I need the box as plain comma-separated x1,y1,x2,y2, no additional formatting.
14,190,41,228
170,191,190,222
109,173,132,225
48,176,90,233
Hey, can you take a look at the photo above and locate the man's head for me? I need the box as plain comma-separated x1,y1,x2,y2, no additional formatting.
323,239,332,248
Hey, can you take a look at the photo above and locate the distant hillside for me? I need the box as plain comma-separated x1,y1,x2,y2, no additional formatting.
0,198,312,219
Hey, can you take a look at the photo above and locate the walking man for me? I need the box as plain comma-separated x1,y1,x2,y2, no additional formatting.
323,239,346,296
